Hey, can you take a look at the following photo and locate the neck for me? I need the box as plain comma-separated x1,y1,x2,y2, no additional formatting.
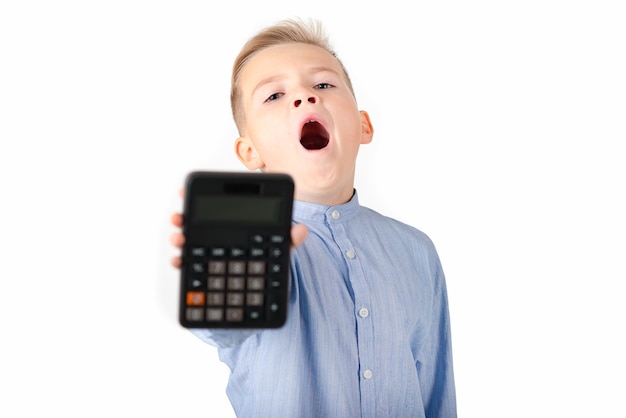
294,187,355,206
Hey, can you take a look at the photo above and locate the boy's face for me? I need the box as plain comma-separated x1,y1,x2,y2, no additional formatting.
235,42,373,206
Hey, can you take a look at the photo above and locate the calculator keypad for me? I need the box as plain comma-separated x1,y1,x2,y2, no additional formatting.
182,233,288,328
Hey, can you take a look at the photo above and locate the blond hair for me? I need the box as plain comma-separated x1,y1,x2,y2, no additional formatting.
230,18,356,134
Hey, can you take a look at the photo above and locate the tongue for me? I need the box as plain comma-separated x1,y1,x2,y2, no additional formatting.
300,121,329,150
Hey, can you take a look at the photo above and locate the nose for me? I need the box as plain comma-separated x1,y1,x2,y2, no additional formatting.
294,96,317,107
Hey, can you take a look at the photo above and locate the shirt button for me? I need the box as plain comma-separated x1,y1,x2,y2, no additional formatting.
358,308,369,318
363,369,373,379
346,250,356,259
331,210,340,220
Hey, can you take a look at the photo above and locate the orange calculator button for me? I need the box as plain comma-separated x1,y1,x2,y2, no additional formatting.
186,291,206,306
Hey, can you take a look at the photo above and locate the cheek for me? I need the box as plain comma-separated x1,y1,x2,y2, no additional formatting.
253,133,292,166
339,116,365,145
256,112,292,140
333,99,362,131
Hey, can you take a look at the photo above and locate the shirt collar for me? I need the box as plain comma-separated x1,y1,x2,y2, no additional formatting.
293,190,360,224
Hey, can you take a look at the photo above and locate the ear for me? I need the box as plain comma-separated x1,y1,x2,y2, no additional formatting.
235,136,265,169
359,110,374,144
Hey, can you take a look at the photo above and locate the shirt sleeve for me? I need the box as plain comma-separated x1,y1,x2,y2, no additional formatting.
418,245,457,418
189,328,260,349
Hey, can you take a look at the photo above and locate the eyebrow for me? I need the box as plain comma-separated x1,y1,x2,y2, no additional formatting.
251,66,341,97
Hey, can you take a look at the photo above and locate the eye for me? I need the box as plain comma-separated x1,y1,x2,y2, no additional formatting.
265,92,283,103
315,83,334,90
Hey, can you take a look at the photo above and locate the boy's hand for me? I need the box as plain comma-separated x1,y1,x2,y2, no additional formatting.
169,201,308,269
169,212,185,269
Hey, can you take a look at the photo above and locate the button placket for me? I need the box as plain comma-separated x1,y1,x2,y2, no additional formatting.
326,208,376,400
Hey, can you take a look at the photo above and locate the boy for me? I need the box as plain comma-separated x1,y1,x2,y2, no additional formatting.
170,18,456,418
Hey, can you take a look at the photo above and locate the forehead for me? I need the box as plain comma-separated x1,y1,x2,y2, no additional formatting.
239,43,344,93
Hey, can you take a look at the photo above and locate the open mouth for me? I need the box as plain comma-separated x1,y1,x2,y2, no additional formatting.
300,120,330,150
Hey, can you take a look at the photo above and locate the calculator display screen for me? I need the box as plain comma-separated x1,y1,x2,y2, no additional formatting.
192,196,284,224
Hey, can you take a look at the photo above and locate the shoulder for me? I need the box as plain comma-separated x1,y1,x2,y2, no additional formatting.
359,205,433,241
358,205,438,254
356,206,446,285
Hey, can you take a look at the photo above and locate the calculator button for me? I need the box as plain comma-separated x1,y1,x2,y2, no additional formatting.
248,309,263,320
186,307,204,321
207,292,225,306
269,279,283,288
247,277,265,290
269,247,283,258
266,294,284,321
250,247,265,257
206,308,224,321
190,247,206,257
269,263,282,274
228,260,246,275
227,277,245,290
230,247,246,257
226,308,244,322
248,260,266,275
210,247,226,257
270,235,285,244
227,293,244,306
250,234,264,244
246,292,264,306
208,261,226,274
207,277,226,290
186,291,205,306
187,278,204,289
191,262,205,273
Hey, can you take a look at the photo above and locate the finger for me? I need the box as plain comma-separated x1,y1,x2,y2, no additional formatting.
171,212,183,228
171,255,182,269
290,223,308,248
170,232,185,248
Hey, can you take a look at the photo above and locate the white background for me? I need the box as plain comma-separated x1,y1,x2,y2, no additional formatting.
1,1,625,417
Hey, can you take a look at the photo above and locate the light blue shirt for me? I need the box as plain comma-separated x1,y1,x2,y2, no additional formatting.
192,191,456,418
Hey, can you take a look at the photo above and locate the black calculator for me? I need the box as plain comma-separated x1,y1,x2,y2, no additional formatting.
179,171,294,329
